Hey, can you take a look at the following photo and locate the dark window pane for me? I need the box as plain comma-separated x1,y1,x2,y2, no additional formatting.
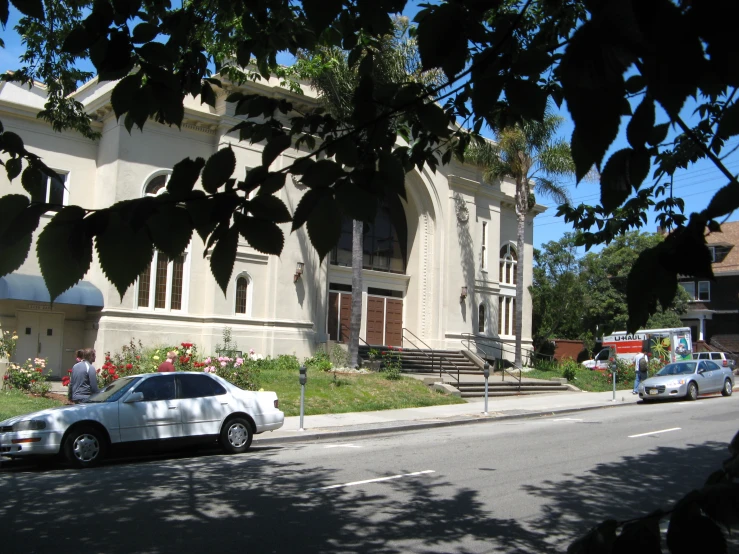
478,304,485,333
49,174,66,205
154,253,169,308
178,374,224,398
135,375,176,401
170,254,184,310
138,264,151,307
236,277,248,314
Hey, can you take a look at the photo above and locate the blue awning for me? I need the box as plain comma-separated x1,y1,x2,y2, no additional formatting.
0,274,104,307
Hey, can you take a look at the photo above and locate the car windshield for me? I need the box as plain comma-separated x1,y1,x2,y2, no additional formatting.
656,362,697,376
87,376,142,403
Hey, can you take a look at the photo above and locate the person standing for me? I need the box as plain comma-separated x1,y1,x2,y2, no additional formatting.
633,346,649,394
157,351,177,373
68,348,99,403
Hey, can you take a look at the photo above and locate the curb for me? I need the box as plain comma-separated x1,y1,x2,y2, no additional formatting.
253,399,636,446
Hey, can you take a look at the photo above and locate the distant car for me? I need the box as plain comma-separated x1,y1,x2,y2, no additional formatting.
0,372,284,467
639,360,735,402
692,351,736,369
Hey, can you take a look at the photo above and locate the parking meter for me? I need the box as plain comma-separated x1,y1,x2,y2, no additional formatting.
482,362,490,415
610,360,617,401
298,365,307,430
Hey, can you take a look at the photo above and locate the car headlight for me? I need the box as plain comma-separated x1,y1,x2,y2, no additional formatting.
664,380,686,388
13,420,47,431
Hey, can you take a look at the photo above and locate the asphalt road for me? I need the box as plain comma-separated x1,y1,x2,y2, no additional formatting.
1,395,738,554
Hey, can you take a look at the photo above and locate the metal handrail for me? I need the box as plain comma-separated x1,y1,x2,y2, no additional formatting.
460,333,524,386
339,323,371,349
402,327,460,384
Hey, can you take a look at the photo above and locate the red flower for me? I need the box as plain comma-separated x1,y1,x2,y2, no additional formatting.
2,375,8,380
67,369,72,374
135,355,141,360
126,363,133,370
105,356,111,361
36,368,43,373
118,365,124,369
61,376,70,386
108,368,115,375
113,375,119,380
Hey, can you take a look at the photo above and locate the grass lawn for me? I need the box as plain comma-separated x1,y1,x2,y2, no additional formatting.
0,389,64,421
259,368,467,417
524,367,622,393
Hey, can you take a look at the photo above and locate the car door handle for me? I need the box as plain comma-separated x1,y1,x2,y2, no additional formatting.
168,406,178,409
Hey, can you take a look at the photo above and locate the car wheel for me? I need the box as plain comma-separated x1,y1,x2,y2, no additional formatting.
686,382,699,401
721,379,733,397
220,417,253,454
63,425,106,468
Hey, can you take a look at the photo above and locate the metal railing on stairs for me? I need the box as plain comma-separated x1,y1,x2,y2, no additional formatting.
460,333,528,388
402,328,461,384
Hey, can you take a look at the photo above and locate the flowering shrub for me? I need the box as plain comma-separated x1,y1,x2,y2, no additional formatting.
203,355,260,390
0,330,18,359
3,358,51,396
381,350,403,380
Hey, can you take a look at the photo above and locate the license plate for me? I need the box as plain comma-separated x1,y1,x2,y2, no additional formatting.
648,389,658,395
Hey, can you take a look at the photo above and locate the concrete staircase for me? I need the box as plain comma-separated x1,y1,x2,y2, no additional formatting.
358,345,571,398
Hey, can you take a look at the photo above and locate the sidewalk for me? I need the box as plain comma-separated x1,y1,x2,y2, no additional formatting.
252,389,641,446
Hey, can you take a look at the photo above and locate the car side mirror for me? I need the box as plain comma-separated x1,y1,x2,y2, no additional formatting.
697,368,705,374
125,391,144,403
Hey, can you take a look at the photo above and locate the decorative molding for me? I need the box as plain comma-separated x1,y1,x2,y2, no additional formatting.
99,308,314,329
455,196,470,223
422,214,430,337
181,118,219,134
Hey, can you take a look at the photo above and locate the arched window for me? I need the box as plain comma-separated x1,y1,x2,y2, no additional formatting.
478,303,486,334
136,171,190,312
330,199,408,274
236,276,248,314
499,244,517,285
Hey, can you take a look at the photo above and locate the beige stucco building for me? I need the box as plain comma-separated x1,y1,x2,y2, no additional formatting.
0,75,544,378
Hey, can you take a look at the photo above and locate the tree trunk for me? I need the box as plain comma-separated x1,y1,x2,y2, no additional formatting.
349,219,364,368
514,180,527,369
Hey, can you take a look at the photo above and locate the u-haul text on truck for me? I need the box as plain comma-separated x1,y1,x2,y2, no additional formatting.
582,327,693,370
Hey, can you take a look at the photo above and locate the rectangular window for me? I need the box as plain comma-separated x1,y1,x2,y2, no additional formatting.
681,281,696,300
498,297,503,335
481,222,487,271
137,251,187,311
510,298,516,336
31,171,68,206
697,281,710,302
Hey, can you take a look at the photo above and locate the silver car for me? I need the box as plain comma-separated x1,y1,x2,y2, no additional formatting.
639,360,735,402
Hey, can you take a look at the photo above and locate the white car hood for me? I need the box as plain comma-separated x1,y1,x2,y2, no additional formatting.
0,403,108,427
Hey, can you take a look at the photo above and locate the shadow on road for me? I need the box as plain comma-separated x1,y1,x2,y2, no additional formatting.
0,438,732,553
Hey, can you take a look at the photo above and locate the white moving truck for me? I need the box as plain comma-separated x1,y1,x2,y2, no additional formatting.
582,327,693,370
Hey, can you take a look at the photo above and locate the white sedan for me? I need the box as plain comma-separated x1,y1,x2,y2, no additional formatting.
0,372,284,467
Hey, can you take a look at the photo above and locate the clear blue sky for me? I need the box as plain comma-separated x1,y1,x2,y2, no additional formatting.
2,3,737,253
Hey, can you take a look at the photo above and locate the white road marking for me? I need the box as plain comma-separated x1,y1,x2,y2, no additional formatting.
312,470,436,491
324,444,361,449
629,427,681,438
550,418,583,422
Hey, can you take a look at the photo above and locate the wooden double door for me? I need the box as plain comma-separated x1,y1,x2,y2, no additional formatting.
328,292,403,347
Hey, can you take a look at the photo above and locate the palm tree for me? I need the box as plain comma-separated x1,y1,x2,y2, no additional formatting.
300,18,443,367
465,113,574,368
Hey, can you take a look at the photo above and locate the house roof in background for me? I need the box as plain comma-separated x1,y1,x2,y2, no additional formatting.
707,221,739,275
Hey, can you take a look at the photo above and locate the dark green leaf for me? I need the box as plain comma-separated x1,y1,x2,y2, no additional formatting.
2,131,25,155
376,151,407,199
131,22,158,44
334,180,377,222
185,192,216,243
167,157,205,197
258,172,286,196
262,134,291,168
37,206,92,302
567,519,618,554
627,98,656,149
629,148,651,190
625,75,646,94
415,3,467,80
667,511,726,554
301,159,345,188
209,224,238,295
291,188,325,232
505,79,548,121
0,0,8,27
698,483,739,529
612,517,661,554
703,181,739,221
236,214,284,255
600,149,651,213
417,102,450,137
302,0,342,33
248,195,292,223
147,205,193,259
20,165,44,200
111,73,142,121
95,210,154,299
137,41,176,66
0,195,36,277
306,194,341,260
61,26,93,54
202,147,236,194
331,136,359,167
647,123,670,147
5,157,22,180
200,81,216,108
10,0,44,20
717,102,739,139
